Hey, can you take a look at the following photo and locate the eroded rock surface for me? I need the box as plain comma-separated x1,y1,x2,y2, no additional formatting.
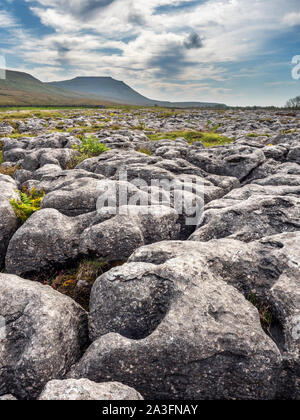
70,256,281,400
0,107,299,400
38,379,143,400
0,273,88,400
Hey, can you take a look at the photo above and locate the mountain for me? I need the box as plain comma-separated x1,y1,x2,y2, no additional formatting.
0,70,110,106
48,76,227,108
0,70,227,108
48,76,153,106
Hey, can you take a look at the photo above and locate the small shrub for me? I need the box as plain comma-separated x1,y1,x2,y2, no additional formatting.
73,136,110,158
0,151,4,165
10,187,45,223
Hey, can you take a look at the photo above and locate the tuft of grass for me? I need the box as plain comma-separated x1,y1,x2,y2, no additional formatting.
132,122,147,130
109,124,121,130
10,187,45,223
47,128,66,133
137,148,152,155
280,129,296,135
0,164,20,177
156,110,183,119
248,293,273,333
6,133,35,139
148,130,233,148
247,133,271,138
0,151,4,164
50,259,125,310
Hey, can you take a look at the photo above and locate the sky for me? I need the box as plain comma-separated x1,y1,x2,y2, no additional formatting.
0,0,299,106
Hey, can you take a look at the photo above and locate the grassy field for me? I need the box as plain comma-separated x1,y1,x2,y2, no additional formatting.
0,107,234,149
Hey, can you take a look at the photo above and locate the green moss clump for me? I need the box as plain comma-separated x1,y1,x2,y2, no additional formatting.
10,187,45,223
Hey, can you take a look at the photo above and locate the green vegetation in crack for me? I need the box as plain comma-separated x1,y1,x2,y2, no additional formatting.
49,258,126,310
10,187,45,223
137,148,152,155
70,135,110,167
148,130,233,148
247,133,271,138
248,293,273,334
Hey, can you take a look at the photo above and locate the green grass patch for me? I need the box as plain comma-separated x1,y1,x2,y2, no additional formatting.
280,129,296,134
0,110,65,121
148,130,233,148
10,187,45,223
247,133,271,138
6,133,35,139
67,124,106,134
137,148,152,155
47,128,66,133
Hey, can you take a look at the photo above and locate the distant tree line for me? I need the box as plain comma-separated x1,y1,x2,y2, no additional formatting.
286,96,300,109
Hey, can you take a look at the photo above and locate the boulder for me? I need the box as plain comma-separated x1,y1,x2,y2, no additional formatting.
190,195,300,242
130,233,300,399
79,215,144,262
70,257,281,400
0,394,17,400
186,144,266,180
38,379,143,400
0,175,19,267
0,274,88,399
79,206,180,261
21,148,77,171
5,209,93,277
41,179,147,216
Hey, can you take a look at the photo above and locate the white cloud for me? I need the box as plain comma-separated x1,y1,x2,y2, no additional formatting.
0,9,17,28
2,0,300,104
283,12,300,26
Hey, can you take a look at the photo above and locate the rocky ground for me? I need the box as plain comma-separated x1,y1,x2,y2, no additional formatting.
0,107,299,400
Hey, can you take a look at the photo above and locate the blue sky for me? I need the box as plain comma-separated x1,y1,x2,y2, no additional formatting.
0,0,299,106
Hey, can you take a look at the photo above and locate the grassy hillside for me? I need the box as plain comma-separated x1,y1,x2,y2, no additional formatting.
48,76,153,106
49,76,227,108
0,69,227,108
0,70,111,106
